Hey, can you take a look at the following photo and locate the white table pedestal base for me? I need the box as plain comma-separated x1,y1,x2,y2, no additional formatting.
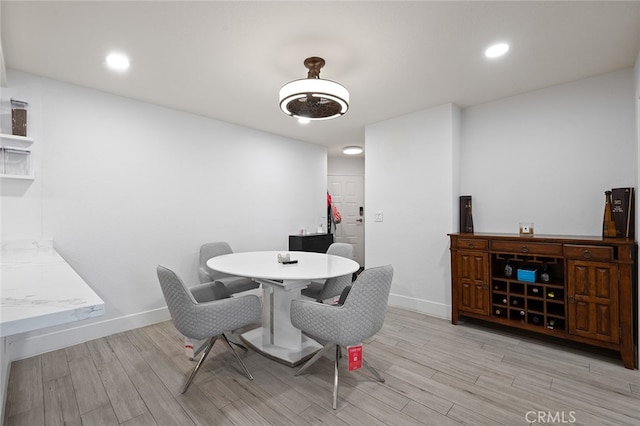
240,278,322,366
240,327,321,367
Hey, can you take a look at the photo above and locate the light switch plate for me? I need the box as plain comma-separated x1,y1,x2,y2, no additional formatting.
374,212,383,222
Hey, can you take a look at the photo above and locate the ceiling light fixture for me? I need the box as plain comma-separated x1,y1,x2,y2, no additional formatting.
105,52,130,71
343,146,363,155
485,43,509,58
279,57,349,121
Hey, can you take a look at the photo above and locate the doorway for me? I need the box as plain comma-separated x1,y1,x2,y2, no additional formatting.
328,175,364,267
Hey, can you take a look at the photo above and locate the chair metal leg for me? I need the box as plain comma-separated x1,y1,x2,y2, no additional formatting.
363,359,385,383
295,342,334,376
226,333,249,352
230,341,249,352
182,336,217,394
333,344,340,410
221,334,254,381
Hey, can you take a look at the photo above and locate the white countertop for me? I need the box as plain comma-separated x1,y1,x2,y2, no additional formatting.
1,240,105,337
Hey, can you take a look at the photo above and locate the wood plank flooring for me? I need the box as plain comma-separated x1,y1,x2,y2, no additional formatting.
4,307,639,425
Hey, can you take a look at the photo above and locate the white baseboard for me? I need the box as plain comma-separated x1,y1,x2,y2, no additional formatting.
388,293,451,320
6,307,171,361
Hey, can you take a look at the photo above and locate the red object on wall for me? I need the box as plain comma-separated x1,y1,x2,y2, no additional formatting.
347,345,363,371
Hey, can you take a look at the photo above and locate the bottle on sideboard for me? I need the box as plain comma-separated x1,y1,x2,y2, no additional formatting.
547,319,556,329
603,190,617,238
547,291,555,299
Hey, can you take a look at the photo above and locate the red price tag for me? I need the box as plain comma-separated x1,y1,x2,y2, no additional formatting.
347,345,363,371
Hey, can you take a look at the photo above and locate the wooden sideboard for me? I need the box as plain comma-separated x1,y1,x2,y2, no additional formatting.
449,232,638,369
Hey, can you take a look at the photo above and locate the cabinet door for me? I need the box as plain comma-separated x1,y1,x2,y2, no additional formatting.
567,260,619,343
456,251,489,316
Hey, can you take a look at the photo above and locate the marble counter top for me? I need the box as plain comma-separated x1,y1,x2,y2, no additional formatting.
1,240,105,337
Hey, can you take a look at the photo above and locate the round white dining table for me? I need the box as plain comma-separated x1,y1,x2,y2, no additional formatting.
207,250,359,366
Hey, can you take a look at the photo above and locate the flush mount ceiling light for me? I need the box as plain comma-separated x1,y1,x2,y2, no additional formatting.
343,146,363,155
106,52,130,71
485,43,509,58
279,57,349,121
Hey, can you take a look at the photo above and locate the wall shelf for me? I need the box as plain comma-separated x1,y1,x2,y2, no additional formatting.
1,132,34,179
0,173,35,180
0,133,34,145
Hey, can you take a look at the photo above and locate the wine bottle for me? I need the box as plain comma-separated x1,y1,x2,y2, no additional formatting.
519,310,525,316
547,291,555,299
603,190,617,238
504,260,513,278
532,287,539,294
511,299,519,306
531,316,540,324
540,263,550,282
502,298,508,304
495,309,502,315
547,319,556,329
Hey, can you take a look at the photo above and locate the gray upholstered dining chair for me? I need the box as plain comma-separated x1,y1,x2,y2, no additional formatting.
290,264,393,409
156,265,261,393
198,242,259,295
301,242,355,302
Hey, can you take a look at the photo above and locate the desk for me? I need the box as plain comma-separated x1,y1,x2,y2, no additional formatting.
207,251,359,366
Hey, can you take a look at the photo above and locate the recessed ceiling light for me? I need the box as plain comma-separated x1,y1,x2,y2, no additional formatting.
485,43,509,58
343,146,363,155
106,53,130,71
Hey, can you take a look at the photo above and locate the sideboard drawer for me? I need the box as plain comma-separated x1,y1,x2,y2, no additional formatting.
491,240,563,256
564,244,614,261
455,238,488,250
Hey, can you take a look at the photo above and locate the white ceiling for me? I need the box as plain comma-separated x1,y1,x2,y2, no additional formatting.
2,1,639,157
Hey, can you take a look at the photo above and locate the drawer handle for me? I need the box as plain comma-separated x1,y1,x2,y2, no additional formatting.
468,243,475,249
583,250,592,259
521,246,529,253
568,295,576,304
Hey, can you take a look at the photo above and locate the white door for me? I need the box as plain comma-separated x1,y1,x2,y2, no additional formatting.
328,175,364,267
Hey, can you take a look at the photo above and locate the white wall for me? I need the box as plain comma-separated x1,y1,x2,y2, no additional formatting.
364,69,636,320
327,156,365,176
365,104,459,317
1,70,327,358
462,69,636,236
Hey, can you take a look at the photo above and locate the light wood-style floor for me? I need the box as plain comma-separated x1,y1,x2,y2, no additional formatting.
4,307,639,425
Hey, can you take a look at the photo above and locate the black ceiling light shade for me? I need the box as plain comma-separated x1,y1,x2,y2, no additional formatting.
279,57,349,121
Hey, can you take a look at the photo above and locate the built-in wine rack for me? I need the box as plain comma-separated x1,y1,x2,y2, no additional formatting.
491,253,565,331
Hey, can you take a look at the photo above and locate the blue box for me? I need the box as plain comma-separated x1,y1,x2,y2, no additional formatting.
517,267,538,282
